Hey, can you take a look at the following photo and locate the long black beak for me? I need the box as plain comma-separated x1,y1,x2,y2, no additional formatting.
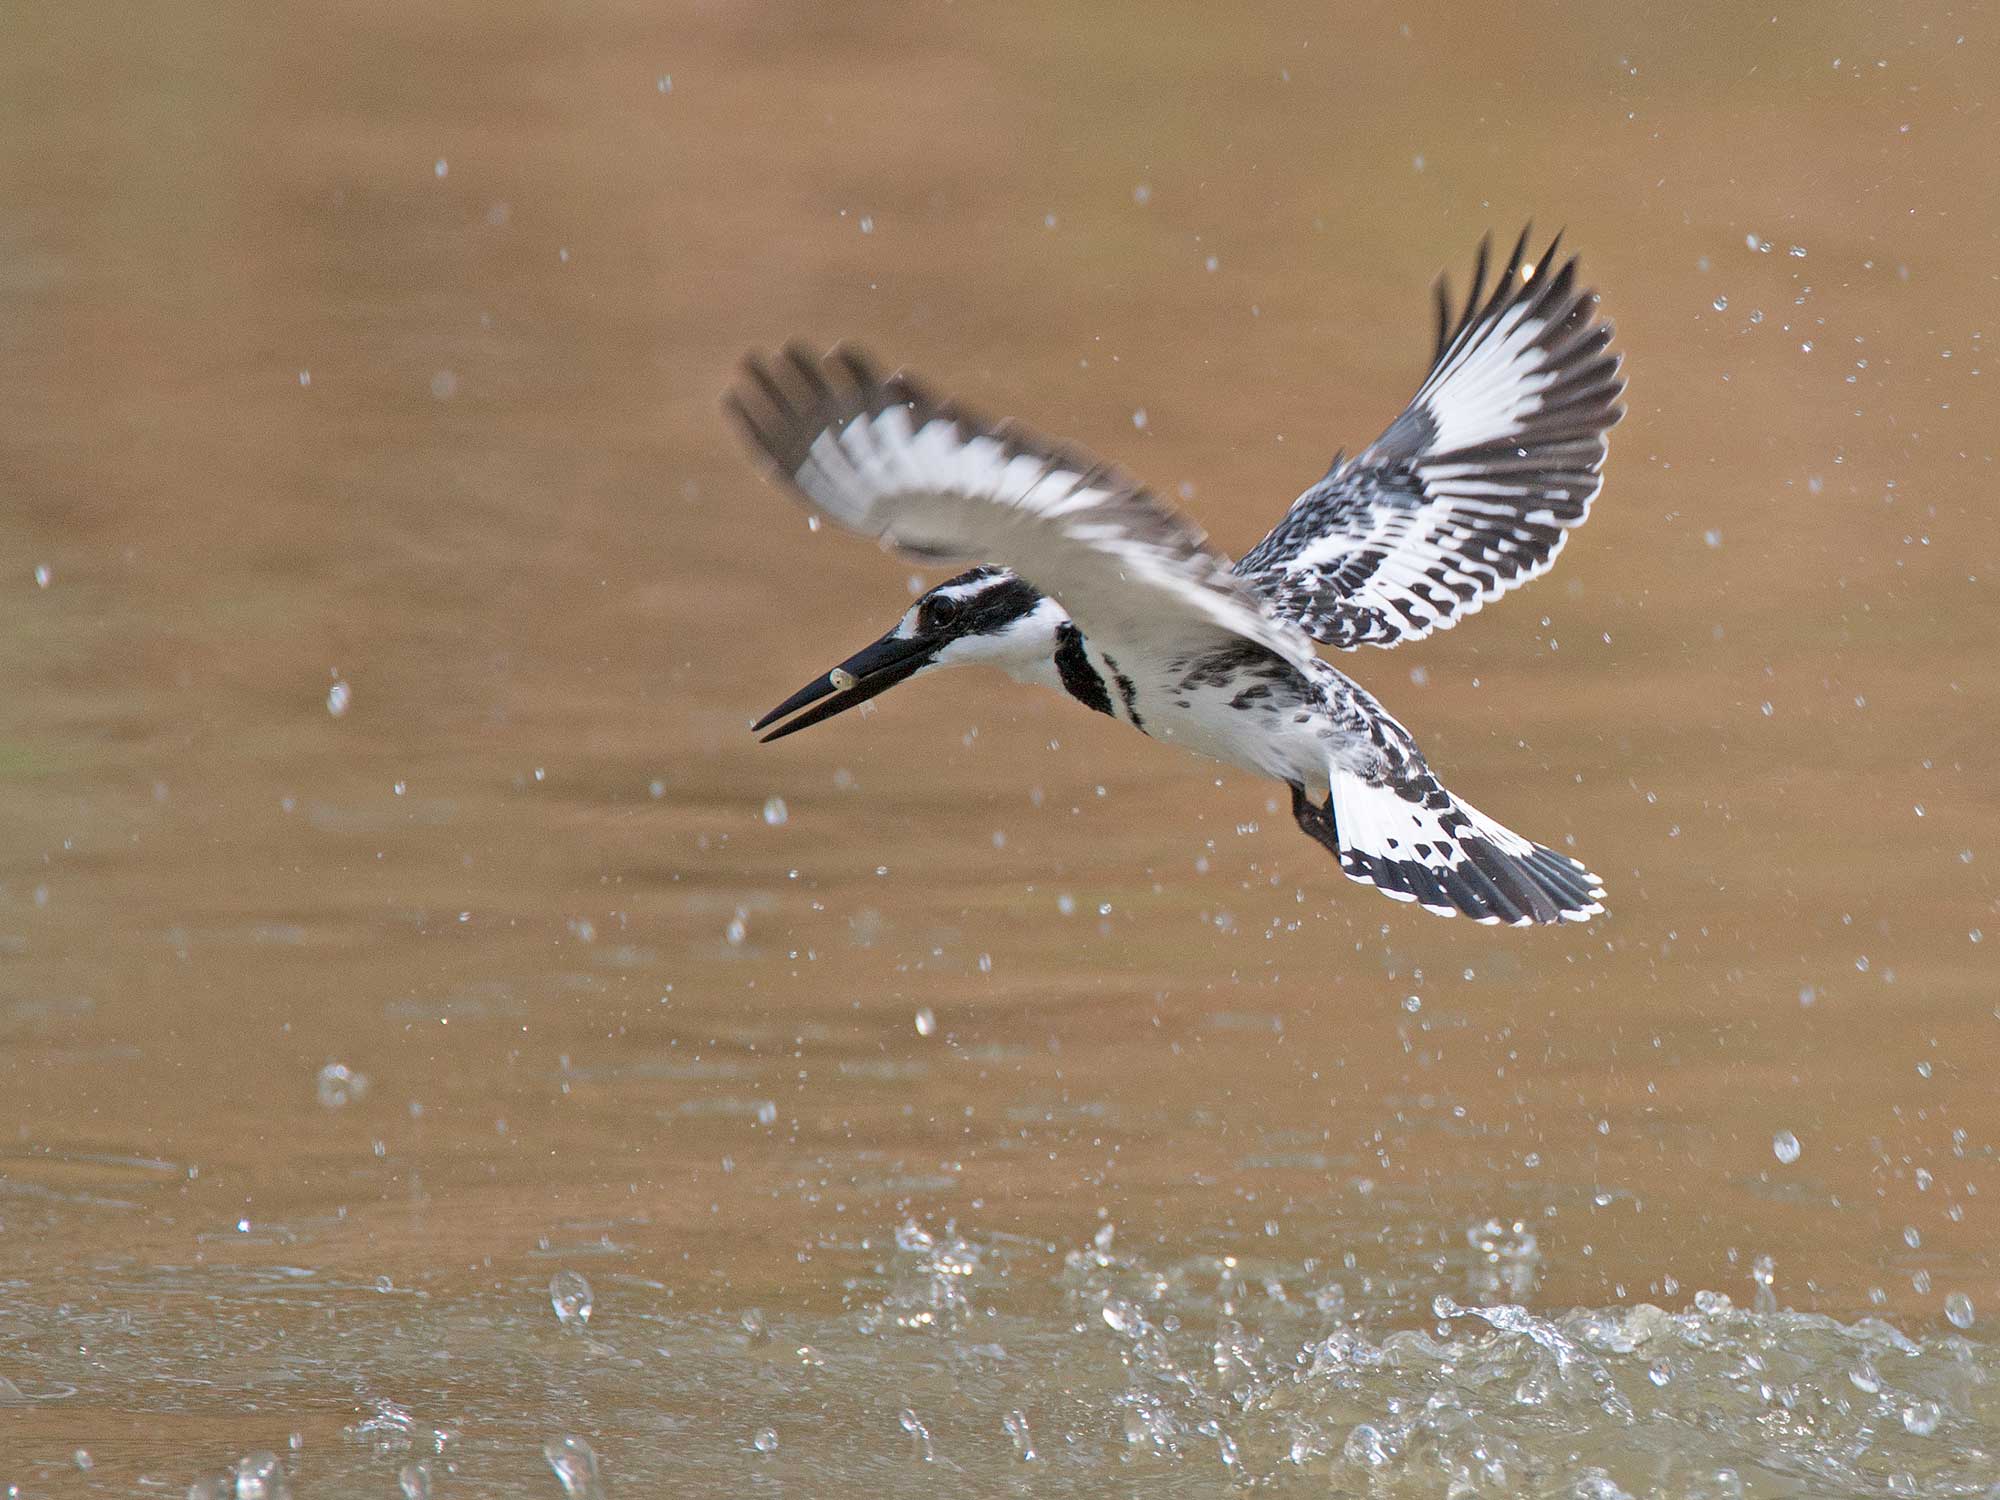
754,630,940,743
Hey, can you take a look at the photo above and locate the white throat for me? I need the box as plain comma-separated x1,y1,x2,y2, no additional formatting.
934,596,1069,690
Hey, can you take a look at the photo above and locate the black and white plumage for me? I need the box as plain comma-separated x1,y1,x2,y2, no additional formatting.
1237,229,1623,649
725,230,1623,925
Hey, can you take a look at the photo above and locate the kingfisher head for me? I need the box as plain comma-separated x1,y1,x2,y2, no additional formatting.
755,567,1066,741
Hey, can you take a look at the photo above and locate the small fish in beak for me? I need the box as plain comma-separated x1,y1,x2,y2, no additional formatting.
753,628,942,742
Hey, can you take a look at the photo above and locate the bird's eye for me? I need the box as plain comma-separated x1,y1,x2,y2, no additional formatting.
926,595,961,629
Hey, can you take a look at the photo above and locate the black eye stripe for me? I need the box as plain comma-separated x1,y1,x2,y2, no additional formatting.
917,574,1044,635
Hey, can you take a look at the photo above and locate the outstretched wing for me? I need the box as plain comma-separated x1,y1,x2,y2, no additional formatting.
726,343,1321,675
1236,229,1625,650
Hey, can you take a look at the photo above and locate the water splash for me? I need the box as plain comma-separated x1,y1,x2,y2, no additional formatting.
1466,1216,1541,1301
859,1220,984,1334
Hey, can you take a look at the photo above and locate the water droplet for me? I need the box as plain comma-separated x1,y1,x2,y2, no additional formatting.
1402,994,1421,1013
1749,309,1764,324
1772,1130,1801,1164
914,1008,936,1037
1903,1225,1922,1248
725,909,748,946
755,1100,777,1126
762,796,788,826
1704,529,1723,549
1204,254,1219,272
1132,182,1151,205
1945,1291,1975,1328
858,215,874,235
1131,408,1148,430
327,680,352,717
656,74,673,93
549,1269,593,1329
1788,244,1807,258
1900,1399,1941,1437
543,1435,602,1497
399,1462,432,1499
1342,1423,1391,1468
1751,1253,1777,1313
897,1408,935,1462
33,563,51,587
1002,1409,1036,1461
316,1062,368,1109
752,1428,778,1454
1712,295,1729,311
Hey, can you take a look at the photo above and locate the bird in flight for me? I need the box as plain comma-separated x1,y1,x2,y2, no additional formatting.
725,229,1623,925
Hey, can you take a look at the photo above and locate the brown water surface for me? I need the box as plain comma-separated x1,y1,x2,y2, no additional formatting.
3,1,1996,1493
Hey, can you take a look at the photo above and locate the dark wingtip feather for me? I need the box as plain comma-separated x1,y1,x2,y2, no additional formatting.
1532,229,1565,283
1456,233,1492,345
829,343,886,406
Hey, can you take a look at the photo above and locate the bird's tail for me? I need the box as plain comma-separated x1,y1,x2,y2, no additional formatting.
1294,771,1604,925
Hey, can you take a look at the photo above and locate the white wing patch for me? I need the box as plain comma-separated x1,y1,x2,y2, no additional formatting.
1413,295,1560,456
1237,229,1625,650
728,344,1322,676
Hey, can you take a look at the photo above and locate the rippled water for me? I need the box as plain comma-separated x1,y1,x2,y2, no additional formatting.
3,0,1996,1492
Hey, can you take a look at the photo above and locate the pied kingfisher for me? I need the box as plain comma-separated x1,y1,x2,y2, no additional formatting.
725,230,1623,925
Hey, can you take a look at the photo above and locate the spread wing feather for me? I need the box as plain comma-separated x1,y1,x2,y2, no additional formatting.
1236,229,1625,649
725,343,1322,675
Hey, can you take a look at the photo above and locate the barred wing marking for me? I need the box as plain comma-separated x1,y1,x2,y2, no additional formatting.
726,344,1322,676
1237,229,1625,650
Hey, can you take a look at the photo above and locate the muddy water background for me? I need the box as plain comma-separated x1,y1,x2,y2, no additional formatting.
3,1,1997,1493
